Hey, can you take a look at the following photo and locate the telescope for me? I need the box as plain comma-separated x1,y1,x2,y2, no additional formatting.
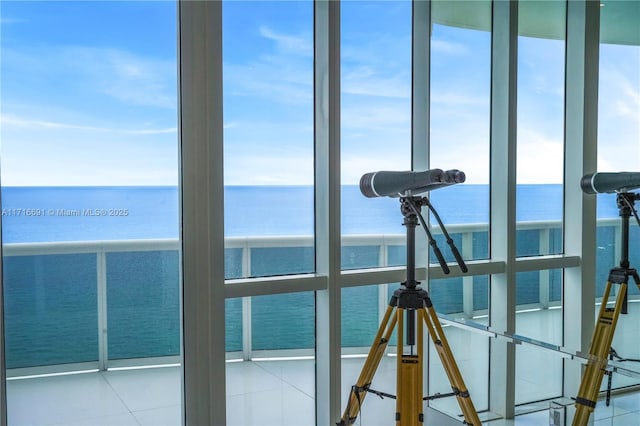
360,168,465,198
581,172,640,194
339,168,479,426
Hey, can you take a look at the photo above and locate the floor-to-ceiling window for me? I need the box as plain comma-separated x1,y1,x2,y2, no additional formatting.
221,2,316,423
428,0,492,418
514,0,566,405
3,1,640,425
339,2,411,422
1,1,180,424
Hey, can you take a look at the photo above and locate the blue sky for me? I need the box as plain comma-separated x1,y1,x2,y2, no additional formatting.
1,1,178,186
1,1,638,186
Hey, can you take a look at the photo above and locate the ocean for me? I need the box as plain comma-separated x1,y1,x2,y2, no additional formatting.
0,184,622,243
0,185,633,368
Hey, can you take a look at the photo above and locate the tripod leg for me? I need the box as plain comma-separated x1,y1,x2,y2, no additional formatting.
422,305,481,426
339,305,398,426
633,271,640,293
573,281,627,426
395,308,424,425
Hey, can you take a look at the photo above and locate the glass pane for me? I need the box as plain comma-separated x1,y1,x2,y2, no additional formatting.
429,14,491,404
515,269,563,405
251,292,314,352
428,326,490,415
1,1,180,424
341,1,411,270
227,357,315,425
222,1,315,279
106,251,179,360
226,298,243,353
429,0,492,263
231,292,315,424
516,0,566,257
251,246,314,277
428,275,490,414
340,283,397,423
3,254,97,369
341,285,381,348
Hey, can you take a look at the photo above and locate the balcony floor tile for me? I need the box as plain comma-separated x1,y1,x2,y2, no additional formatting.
5,359,640,425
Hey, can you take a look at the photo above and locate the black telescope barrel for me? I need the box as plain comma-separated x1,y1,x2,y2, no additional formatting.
581,172,640,194
359,169,444,198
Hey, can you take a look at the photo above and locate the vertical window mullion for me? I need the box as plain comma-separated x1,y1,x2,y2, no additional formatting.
563,0,599,411
413,0,430,268
489,0,518,418
314,1,341,424
179,1,226,424
413,0,431,399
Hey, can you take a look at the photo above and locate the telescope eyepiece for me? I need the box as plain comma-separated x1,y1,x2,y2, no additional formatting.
359,172,378,198
442,169,465,184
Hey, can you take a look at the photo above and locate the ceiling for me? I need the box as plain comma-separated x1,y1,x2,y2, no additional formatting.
430,0,640,46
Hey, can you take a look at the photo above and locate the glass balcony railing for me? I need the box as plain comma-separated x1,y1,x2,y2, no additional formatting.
2,219,638,373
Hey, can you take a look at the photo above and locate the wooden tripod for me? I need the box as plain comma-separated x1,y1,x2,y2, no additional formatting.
573,192,640,425
338,197,480,425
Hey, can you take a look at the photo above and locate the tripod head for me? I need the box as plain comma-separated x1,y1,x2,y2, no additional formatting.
399,196,468,278
614,192,640,269
616,192,640,218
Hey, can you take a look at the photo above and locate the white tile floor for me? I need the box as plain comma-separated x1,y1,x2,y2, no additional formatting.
6,358,640,426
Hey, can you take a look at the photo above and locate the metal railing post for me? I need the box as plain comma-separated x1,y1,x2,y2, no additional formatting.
462,230,474,317
539,228,551,307
96,250,108,371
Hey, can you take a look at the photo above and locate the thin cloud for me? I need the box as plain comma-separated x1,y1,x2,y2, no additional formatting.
221,25,316,107
0,17,27,24
258,26,312,56
224,57,312,105
431,91,489,107
616,78,640,118
225,153,314,185
78,47,176,108
341,104,410,129
3,45,176,109
431,39,468,55
341,154,410,185
225,65,312,104
517,129,564,184
600,65,640,118
342,66,410,98
1,113,176,135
